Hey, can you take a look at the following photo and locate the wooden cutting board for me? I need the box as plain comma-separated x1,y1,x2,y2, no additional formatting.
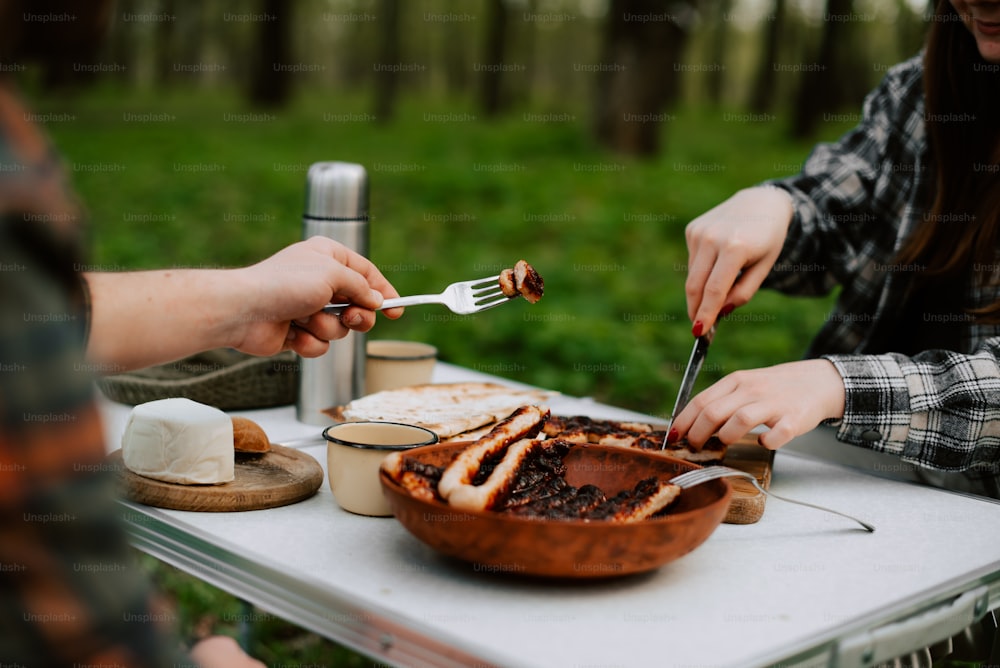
108,444,324,512
720,434,775,524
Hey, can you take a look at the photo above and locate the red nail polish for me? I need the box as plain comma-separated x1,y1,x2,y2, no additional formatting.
720,304,735,317
691,321,703,338
667,428,680,444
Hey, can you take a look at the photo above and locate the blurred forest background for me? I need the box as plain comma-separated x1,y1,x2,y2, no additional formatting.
19,0,943,664
46,0,931,145
26,0,935,418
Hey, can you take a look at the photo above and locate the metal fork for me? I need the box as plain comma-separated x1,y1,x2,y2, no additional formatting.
322,275,513,317
670,465,875,532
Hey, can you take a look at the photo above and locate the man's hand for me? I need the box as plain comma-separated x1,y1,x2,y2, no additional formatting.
189,636,266,668
85,237,402,371
231,236,402,358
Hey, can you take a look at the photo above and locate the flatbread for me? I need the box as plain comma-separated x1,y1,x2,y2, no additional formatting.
324,382,553,438
441,422,497,443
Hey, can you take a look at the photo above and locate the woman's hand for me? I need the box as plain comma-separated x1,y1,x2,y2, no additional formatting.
669,359,846,450
231,236,402,358
685,186,794,335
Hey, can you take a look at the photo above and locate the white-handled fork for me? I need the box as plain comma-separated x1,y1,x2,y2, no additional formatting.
323,275,513,317
670,465,875,532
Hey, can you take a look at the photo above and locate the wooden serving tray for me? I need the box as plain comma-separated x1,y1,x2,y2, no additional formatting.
720,435,774,524
108,444,324,512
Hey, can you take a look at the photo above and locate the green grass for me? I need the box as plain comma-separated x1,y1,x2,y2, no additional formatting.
41,84,848,665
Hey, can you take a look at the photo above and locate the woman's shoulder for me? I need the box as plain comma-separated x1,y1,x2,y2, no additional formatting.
876,53,925,100
859,53,925,131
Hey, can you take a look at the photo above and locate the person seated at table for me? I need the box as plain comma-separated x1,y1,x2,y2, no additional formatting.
0,2,402,666
670,0,1000,500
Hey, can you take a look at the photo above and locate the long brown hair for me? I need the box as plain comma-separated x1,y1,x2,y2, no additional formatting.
895,0,1000,321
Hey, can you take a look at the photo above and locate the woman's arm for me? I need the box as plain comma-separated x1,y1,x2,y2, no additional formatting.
826,342,1000,473
685,56,927,334
84,236,402,371
673,340,1000,476
669,358,845,450
684,185,795,335
760,57,925,298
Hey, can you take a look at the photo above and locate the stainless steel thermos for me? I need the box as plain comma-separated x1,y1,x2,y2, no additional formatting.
296,162,369,425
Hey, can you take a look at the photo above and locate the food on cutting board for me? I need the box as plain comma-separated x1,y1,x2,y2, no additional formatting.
499,259,544,304
232,416,271,455
327,382,553,439
384,405,682,521
121,398,235,485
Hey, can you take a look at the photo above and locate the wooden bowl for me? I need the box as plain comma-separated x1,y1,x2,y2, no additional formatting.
379,442,732,578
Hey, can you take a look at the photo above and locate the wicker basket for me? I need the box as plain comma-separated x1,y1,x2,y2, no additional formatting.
96,349,299,410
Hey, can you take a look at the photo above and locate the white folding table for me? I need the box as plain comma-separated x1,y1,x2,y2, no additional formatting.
100,363,1000,668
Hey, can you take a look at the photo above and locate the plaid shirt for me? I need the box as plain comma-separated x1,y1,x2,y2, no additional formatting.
0,88,187,665
764,54,1000,492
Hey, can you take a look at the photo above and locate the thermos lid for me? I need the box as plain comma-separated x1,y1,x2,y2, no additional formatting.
304,162,368,220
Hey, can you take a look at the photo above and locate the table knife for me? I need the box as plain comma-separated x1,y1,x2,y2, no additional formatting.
662,326,715,449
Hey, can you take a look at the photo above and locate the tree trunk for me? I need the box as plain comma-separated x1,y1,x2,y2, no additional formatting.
750,0,787,113
108,0,138,86
706,0,732,106
480,0,509,117
444,13,469,95
154,0,177,87
248,0,294,108
373,0,400,123
174,0,206,86
894,0,930,60
513,0,538,108
791,0,862,137
593,0,692,157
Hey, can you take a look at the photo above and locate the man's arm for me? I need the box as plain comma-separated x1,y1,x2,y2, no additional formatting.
84,237,402,371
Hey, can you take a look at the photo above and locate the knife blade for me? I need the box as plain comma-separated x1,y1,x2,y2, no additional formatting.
662,325,715,449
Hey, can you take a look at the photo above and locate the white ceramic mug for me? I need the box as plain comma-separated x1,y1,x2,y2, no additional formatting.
323,421,439,516
365,340,437,395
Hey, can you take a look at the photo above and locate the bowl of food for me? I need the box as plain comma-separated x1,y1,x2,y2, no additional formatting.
380,435,732,578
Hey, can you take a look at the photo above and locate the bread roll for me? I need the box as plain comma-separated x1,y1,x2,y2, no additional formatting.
232,416,270,454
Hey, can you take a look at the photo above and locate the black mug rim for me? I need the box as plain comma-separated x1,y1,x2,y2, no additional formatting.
322,421,440,450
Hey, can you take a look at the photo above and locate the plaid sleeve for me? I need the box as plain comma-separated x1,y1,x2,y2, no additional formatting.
761,54,926,298
0,90,190,666
824,341,1000,474
0,227,189,667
